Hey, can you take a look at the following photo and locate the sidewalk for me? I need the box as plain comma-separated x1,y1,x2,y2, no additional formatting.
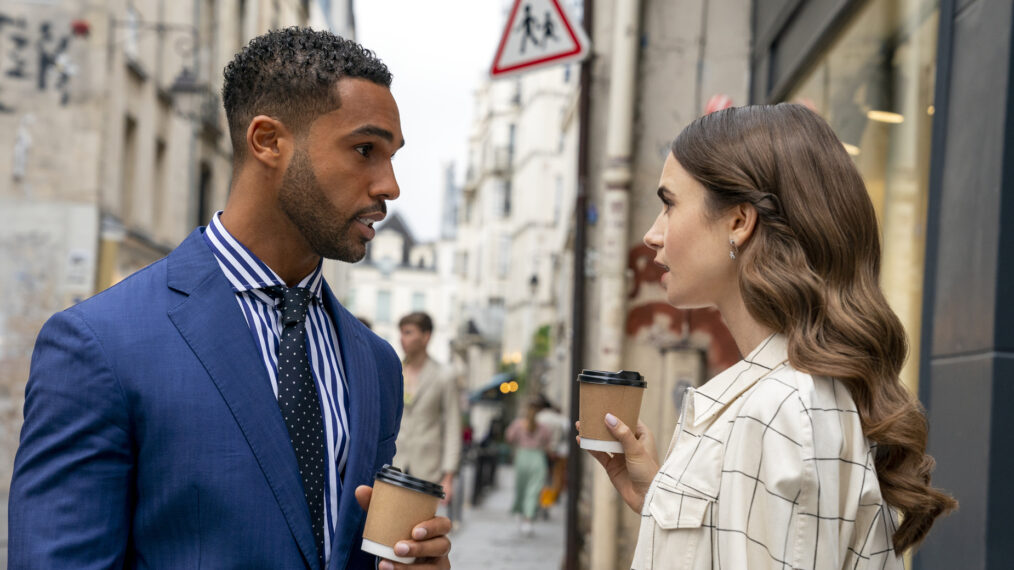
448,464,565,569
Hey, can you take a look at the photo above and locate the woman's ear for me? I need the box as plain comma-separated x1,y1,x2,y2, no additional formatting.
246,115,293,170
728,202,759,248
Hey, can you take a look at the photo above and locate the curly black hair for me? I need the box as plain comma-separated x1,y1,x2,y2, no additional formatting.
222,27,393,163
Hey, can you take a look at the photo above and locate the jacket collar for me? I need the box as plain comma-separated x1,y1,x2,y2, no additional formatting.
688,334,789,429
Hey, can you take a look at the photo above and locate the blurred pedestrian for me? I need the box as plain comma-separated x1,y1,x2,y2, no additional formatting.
506,397,552,536
534,396,568,510
585,104,956,569
393,312,462,510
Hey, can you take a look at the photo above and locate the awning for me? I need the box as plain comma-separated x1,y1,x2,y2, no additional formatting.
468,372,516,403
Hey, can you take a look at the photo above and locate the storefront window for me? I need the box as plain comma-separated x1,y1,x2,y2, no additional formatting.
788,0,939,395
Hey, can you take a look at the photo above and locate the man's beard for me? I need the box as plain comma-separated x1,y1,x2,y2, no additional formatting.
277,148,366,263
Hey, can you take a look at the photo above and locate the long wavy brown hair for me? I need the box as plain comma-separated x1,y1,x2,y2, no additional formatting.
670,103,956,552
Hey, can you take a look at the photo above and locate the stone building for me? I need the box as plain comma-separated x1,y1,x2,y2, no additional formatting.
0,0,353,549
451,61,580,409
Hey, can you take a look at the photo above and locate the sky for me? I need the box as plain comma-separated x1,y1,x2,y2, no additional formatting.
354,1,507,242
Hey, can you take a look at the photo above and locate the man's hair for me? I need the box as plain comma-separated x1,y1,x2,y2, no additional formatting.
398,312,433,334
222,27,393,164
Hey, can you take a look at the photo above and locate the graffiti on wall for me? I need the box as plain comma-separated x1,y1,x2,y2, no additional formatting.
0,14,84,112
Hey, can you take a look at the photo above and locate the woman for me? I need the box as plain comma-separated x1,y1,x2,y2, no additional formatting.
506,398,552,536
586,104,956,569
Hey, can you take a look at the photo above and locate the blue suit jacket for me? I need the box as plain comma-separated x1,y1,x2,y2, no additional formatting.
9,229,404,569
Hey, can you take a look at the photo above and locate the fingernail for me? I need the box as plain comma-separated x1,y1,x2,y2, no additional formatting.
605,413,618,427
394,542,410,556
379,561,393,570
412,527,427,540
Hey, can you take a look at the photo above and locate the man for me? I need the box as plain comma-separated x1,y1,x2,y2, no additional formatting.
393,313,461,506
9,28,450,570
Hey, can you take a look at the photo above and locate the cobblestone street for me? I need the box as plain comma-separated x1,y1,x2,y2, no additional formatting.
448,464,565,569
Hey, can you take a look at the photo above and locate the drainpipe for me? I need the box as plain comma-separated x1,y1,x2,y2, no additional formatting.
590,1,641,569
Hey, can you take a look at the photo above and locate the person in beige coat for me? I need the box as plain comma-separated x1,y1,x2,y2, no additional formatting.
393,312,461,504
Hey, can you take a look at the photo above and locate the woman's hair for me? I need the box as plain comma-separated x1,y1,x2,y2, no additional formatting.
670,103,956,552
525,398,542,434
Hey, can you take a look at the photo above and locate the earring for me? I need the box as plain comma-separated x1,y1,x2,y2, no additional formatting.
729,238,738,260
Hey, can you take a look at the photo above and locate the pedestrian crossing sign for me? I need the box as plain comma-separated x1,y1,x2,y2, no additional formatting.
490,0,591,77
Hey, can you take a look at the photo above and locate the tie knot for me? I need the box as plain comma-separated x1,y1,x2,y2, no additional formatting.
262,286,313,326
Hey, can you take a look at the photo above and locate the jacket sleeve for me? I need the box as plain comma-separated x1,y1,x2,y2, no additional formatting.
439,369,462,476
9,309,134,569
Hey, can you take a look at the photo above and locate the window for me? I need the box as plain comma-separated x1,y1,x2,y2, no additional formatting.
497,234,511,277
507,123,516,164
197,161,212,227
124,6,140,62
237,0,247,51
412,292,426,311
376,290,391,324
497,180,512,218
153,139,167,235
787,0,938,394
121,116,138,223
553,175,564,223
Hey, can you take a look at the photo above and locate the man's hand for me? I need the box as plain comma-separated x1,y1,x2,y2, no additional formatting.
439,473,454,506
356,485,451,570
577,414,660,513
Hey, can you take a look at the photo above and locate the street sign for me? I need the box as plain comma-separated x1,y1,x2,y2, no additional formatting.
490,0,590,77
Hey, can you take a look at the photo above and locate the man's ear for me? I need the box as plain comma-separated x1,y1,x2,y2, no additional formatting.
246,115,293,170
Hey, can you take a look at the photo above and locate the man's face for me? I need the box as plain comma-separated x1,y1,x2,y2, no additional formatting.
278,78,404,263
400,324,430,357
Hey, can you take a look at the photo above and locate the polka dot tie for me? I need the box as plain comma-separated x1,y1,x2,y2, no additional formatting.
263,286,325,566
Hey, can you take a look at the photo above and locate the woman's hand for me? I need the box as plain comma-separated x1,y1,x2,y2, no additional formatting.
577,415,660,513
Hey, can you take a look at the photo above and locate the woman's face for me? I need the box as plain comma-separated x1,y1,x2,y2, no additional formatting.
643,154,737,309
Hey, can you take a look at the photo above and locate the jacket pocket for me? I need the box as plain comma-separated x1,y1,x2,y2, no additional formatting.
648,479,713,530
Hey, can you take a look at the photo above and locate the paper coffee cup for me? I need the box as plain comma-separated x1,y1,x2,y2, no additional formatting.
578,369,647,454
361,465,445,564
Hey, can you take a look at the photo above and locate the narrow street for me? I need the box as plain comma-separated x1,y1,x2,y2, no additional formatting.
449,464,565,569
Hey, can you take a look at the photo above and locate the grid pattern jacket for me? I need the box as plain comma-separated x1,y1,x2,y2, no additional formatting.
631,334,903,570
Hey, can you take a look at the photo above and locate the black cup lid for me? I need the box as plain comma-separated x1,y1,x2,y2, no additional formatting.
374,465,446,499
578,369,646,388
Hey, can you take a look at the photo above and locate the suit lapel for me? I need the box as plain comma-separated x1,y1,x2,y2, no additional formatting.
322,283,380,570
166,229,319,568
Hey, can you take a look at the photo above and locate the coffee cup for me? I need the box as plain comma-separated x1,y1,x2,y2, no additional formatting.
578,369,646,453
361,465,445,564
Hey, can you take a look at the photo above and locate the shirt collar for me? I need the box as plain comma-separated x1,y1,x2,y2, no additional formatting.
688,333,789,429
203,211,324,303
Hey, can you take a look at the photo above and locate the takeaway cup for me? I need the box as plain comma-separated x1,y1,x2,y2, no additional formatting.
361,465,445,564
578,369,647,454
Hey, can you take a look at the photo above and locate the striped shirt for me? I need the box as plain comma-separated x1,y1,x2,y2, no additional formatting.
203,212,350,565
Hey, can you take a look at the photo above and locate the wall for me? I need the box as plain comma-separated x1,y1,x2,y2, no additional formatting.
916,0,1014,567
580,0,751,566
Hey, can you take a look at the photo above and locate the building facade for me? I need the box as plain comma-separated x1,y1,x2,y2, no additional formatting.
451,61,581,410
344,212,454,364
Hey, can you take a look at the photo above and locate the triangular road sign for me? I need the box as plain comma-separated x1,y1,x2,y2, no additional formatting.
490,0,591,77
